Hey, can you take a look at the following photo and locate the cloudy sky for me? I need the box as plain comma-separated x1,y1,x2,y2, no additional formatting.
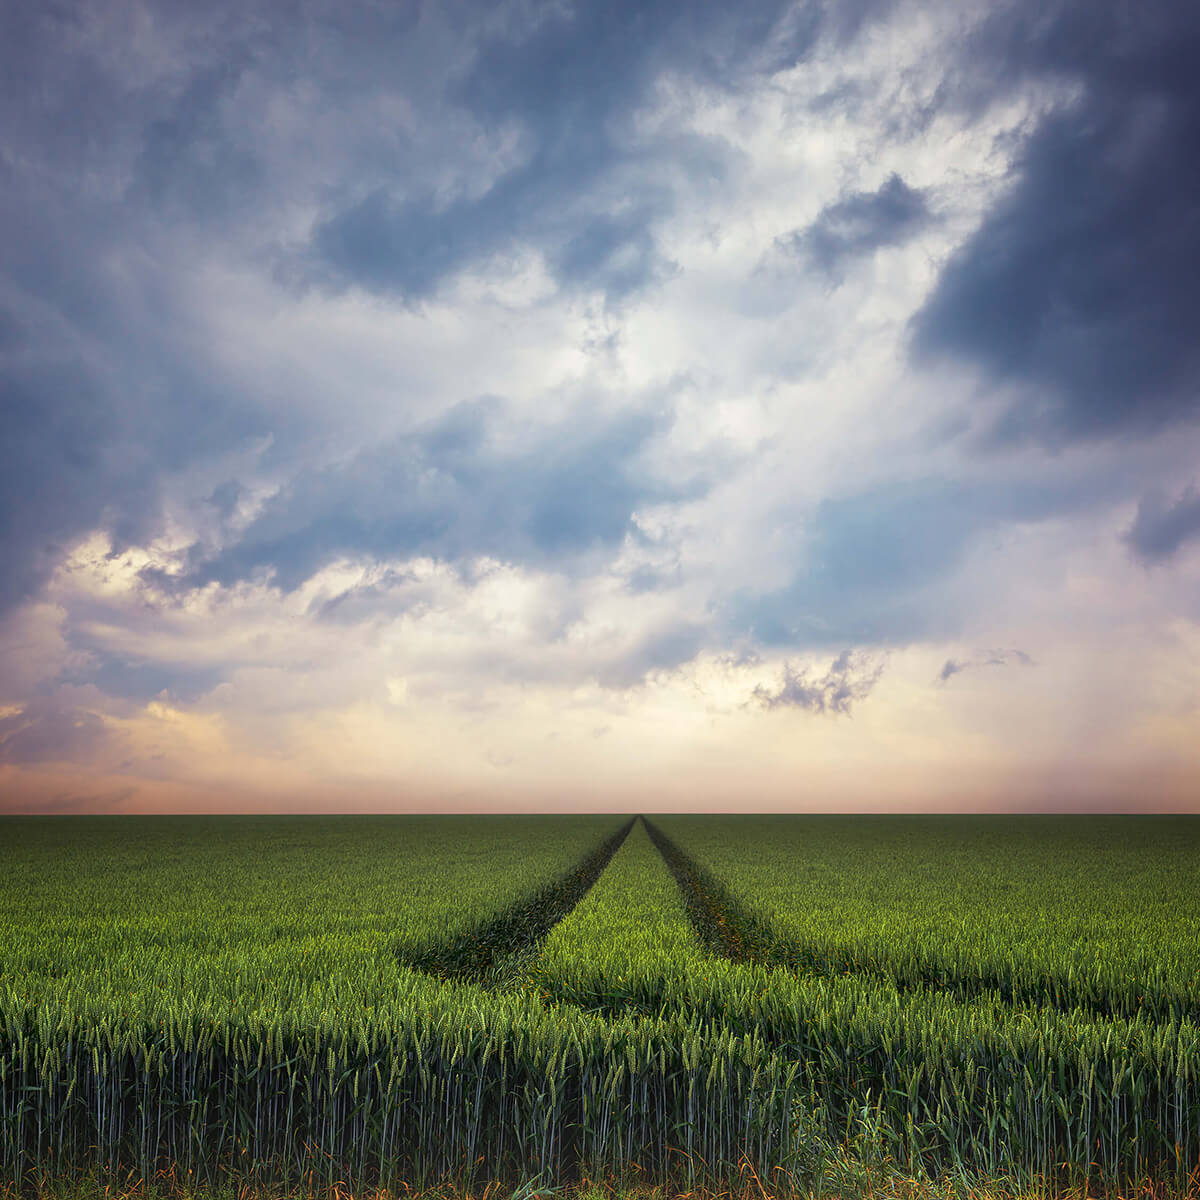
2,0,1199,813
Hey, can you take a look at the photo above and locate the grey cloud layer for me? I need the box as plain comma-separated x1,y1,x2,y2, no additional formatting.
1125,487,1200,565
174,399,697,592
782,174,933,280
307,0,877,303
727,470,1121,650
0,0,867,622
3,0,1200,738
0,696,110,766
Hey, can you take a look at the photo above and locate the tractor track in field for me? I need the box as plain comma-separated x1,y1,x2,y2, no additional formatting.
400,814,1186,1028
396,817,636,985
642,816,780,966
643,818,1188,1026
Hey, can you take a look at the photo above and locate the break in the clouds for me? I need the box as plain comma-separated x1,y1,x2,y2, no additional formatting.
1,0,1199,813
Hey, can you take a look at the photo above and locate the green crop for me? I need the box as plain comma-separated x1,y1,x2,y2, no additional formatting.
653,814,1200,1022
531,820,701,1011
1,813,1197,1197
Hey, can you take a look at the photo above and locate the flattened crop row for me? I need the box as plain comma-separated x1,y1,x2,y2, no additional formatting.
646,817,1198,1024
653,815,1200,1025
642,818,778,965
397,818,635,981
580,820,1200,1191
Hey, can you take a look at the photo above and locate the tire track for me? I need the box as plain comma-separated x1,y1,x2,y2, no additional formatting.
642,816,781,965
397,817,635,983
643,817,1183,1024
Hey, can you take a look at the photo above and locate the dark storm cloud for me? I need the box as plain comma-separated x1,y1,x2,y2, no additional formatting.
0,189,265,616
314,190,492,303
133,61,263,221
0,337,130,614
0,0,274,619
0,0,894,628
1125,487,1200,564
0,0,419,619
782,173,932,278
911,0,1200,445
753,649,884,714
311,0,747,306
555,205,670,302
311,154,689,305
308,0,886,303
0,215,268,615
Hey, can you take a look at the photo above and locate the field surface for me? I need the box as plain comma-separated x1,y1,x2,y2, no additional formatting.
656,815,1200,1020
1,814,1198,1198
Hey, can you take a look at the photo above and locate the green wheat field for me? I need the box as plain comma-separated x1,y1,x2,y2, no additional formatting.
1,815,1198,1199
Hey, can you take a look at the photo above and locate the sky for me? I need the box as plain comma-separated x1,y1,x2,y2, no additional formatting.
2,0,1199,814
